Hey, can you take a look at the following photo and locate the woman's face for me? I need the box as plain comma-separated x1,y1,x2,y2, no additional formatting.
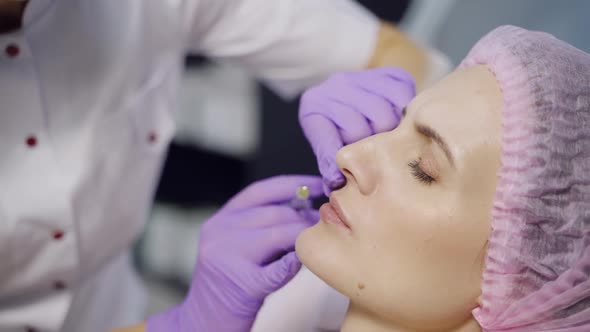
296,65,503,330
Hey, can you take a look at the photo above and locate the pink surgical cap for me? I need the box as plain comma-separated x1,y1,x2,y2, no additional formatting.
459,26,590,331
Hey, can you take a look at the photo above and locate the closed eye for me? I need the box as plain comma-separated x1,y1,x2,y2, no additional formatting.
408,159,435,185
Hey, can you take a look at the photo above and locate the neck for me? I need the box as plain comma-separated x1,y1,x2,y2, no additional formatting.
0,1,28,34
341,302,482,332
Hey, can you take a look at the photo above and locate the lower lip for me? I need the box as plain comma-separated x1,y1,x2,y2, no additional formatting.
320,203,350,231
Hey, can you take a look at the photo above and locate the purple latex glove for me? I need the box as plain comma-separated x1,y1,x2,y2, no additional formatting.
299,67,416,194
147,175,323,332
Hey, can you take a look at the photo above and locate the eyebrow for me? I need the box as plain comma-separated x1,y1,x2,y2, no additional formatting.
415,123,455,167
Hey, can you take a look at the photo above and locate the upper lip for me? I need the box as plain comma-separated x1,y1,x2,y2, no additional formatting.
329,195,352,230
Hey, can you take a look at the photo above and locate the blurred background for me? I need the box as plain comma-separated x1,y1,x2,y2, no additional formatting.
135,0,590,315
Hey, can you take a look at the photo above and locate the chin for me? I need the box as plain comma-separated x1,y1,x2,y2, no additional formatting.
296,222,354,296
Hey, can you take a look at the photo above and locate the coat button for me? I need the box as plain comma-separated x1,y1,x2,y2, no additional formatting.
148,131,158,144
52,230,65,240
5,43,20,58
25,135,37,148
54,280,66,290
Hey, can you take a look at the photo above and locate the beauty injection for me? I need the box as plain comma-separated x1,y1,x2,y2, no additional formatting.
290,185,312,212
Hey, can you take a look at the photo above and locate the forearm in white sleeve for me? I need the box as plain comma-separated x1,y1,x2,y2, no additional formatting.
186,0,380,99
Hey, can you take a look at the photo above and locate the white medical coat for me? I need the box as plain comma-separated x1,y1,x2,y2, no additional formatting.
0,0,377,331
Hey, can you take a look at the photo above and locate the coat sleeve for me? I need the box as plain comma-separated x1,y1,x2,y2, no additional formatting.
185,0,379,98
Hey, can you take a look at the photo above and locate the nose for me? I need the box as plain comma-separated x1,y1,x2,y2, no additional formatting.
336,136,378,195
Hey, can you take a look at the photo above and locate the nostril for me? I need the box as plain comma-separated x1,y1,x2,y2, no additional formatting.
341,168,355,185
341,167,352,177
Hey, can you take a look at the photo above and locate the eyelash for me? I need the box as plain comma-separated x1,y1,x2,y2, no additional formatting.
408,159,435,185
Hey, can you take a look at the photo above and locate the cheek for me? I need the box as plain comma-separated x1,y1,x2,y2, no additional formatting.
353,187,487,311
367,188,487,279
358,171,443,255
351,190,437,275
358,193,442,277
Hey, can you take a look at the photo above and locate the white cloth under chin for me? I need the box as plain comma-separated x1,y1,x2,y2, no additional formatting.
253,267,349,332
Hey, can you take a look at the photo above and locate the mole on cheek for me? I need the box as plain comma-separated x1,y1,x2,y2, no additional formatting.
357,282,365,290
